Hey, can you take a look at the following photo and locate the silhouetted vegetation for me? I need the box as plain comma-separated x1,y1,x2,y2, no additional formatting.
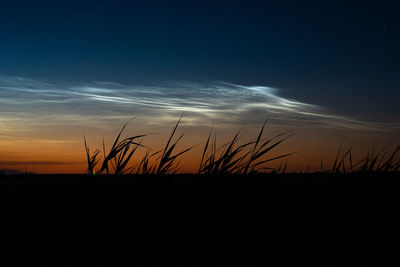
84,117,295,175
198,120,296,175
83,117,400,176
328,143,400,174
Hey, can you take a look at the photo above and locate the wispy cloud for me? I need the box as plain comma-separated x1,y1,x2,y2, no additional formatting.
0,74,399,137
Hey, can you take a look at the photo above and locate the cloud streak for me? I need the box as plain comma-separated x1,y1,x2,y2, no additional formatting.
0,74,399,136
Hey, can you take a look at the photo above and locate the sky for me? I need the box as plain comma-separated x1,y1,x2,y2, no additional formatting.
0,0,399,173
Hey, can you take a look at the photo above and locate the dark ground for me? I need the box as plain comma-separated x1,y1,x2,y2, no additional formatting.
1,173,400,266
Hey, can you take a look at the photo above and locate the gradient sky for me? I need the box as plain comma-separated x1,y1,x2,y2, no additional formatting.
0,0,399,173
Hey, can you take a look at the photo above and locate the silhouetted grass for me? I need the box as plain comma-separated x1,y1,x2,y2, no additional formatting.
83,117,399,175
154,115,192,174
328,143,400,174
198,120,296,175
84,121,146,175
198,128,251,175
84,116,193,175
84,136,100,174
135,150,159,175
359,144,400,173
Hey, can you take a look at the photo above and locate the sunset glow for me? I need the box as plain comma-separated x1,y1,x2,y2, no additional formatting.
0,1,399,174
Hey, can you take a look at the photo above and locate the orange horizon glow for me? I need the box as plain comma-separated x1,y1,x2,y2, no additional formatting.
1,121,397,174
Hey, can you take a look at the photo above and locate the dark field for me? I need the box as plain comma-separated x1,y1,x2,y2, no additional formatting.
1,173,400,266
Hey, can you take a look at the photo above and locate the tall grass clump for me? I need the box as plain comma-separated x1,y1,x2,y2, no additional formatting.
84,121,146,175
359,144,400,173
331,143,356,174
83,116,193,175
198,120,296,175
134,116,193,175
99,122,145,175
330,143,400,174
152,115,192,174
84,136,100,174
135,150,161,175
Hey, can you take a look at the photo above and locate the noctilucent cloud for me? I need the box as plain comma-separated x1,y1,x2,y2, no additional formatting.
0,74,398,132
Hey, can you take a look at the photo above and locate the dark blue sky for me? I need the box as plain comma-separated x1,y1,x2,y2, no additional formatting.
1,0,399,120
